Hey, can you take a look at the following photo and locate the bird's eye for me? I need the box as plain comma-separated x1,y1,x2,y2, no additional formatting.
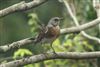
54,18,59,21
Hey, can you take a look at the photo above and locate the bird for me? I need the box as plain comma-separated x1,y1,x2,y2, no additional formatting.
30,17,63,53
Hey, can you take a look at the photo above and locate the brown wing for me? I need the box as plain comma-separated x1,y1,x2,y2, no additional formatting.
34,26,47,43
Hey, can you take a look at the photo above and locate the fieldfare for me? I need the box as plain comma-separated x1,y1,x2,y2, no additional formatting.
30,17,62,53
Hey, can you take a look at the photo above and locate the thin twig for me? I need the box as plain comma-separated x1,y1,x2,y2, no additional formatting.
62,0,100,44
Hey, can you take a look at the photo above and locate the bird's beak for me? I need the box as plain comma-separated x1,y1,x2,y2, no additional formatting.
59,17,63,20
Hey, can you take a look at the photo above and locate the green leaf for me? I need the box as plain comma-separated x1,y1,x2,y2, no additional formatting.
13,49,32,59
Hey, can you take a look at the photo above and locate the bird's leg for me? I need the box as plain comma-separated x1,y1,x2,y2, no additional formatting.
50,42,56,54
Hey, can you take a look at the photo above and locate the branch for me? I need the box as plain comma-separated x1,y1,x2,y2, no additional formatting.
0,38,34,53
0,17,100,53
62,0,100,44
61,17,100,34
0,0,48,17
0,52,100,67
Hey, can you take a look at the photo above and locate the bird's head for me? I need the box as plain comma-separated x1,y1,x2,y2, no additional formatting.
48,17,63,26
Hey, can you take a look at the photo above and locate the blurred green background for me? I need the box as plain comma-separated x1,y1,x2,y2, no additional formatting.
0,0,100,67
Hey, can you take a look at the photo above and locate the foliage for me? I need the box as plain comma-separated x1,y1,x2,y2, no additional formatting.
0,0,99,67
13,49,32,59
